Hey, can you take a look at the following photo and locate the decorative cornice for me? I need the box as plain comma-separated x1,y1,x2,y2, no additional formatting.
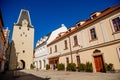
61,39,120,57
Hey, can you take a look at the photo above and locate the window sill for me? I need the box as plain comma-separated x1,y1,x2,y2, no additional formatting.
89,38,98,42
112,31,120,35
64,48,68,50
73,44,79,47
54,51,57,53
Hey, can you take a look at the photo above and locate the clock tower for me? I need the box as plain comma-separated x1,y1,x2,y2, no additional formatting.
9,9,34,70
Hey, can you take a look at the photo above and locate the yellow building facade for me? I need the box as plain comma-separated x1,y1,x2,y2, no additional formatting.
47,4,120,72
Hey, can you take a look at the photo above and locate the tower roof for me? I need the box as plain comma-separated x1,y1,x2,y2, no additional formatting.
15,9,33,28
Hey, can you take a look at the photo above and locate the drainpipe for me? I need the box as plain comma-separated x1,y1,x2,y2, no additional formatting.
68,35,73,63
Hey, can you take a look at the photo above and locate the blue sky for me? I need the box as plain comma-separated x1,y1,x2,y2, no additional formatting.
0,0,120,47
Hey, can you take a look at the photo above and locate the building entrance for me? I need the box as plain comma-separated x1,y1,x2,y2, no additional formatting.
49,57,59,70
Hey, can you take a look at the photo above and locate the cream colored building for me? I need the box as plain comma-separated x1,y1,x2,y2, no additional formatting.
47,4,120,72
9,9,34,70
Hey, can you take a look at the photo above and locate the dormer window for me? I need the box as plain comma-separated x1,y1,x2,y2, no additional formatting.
77,23,80,26
92,14,97,19
68,29,71,32
76,20,86,27
90,12,101,19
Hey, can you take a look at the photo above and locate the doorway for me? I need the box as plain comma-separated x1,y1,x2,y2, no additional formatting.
20,60,25,69
49,57,59,70
94,55,104,72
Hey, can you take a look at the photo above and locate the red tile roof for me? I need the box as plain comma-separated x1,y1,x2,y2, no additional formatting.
48,4,120,46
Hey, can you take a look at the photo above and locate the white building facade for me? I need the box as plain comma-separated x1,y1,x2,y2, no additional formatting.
34,24,67,70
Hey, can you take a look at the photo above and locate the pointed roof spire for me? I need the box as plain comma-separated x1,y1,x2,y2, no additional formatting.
15,9,33,27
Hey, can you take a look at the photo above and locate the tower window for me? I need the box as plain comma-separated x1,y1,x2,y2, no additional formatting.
19,27,21,29
23,50,25,53
22,42,24,45
25,35,27,37
23,32,25,34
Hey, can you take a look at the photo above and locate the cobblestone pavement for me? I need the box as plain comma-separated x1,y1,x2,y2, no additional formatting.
1,69,120,80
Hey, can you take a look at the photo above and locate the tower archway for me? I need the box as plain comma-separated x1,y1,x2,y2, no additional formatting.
20,60,25,69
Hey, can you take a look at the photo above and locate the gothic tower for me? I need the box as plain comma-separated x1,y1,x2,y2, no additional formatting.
9,9,34,70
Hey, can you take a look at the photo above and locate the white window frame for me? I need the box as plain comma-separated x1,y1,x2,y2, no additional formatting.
110,14,120,33
88,27,97,41
117,47,120,62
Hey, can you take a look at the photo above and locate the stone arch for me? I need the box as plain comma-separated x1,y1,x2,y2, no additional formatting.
17,60,25,69
20,60,25,69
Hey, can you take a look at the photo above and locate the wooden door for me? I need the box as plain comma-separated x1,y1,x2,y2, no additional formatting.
94,55,104,72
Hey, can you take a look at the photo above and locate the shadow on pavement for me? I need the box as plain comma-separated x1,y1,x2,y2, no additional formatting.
0,70,51,80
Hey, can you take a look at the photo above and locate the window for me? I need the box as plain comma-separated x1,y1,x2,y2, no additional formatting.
19,27,21,29
39,60,41,69
92,14,97,19
55,45,57,52
23,32,25,34
90,28,97,40
20,34,22,36
25,35,27,37
64,40,68,49
76,56,80,66
22,42,24,45
112,17,120,32
117,47,120,61
23,50,25,53
73,35,78,46
50,47,52,54
28,28,30,31
43,60,46,68
66,57,69,64
77,23,80,26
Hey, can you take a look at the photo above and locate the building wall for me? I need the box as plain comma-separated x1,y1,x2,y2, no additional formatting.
10,25,34,70
47,5,120,72
34,44,48,70
34,24,67,70
0,11,6,73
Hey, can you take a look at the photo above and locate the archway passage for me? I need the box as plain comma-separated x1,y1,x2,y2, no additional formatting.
20,60,25,69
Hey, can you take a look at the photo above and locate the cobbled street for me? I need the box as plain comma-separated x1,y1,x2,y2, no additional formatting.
1,69,120,80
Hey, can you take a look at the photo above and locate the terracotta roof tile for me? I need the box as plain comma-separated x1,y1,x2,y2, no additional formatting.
47,4,120,46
